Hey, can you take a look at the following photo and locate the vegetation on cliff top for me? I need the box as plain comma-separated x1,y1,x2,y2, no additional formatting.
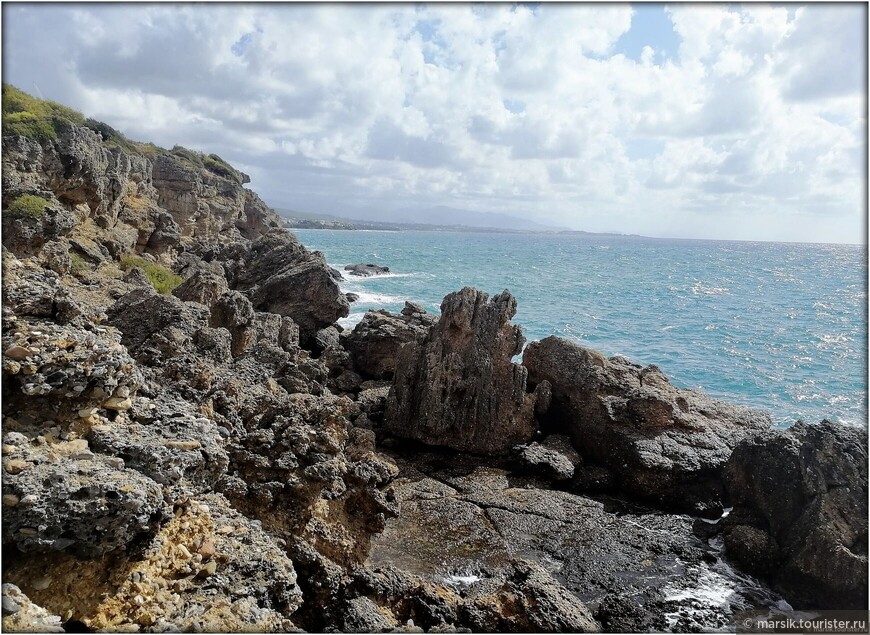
3,85,244,183
119,256,183,295
2,84,85,141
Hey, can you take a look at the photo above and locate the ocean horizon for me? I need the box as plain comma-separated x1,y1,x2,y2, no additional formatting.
293,228,868,429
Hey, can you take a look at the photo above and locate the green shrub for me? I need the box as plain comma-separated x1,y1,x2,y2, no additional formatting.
5,193,51,219
202,153,239,180
119,256,182,295
69,253,90,274
2,84,85,141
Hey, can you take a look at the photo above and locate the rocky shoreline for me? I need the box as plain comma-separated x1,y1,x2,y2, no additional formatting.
2,89,867,632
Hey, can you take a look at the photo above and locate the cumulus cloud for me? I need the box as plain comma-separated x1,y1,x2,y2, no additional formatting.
2,2,865,243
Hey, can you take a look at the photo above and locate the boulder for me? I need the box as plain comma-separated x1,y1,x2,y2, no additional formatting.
343,305,436,380
344,263,389,277
230,231,349,343
523,336,771,513
384,288,543,454
513,434,579,482
172,265,230,308
723,421,868,609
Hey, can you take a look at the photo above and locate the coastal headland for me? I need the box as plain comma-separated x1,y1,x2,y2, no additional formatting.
1,86,867,632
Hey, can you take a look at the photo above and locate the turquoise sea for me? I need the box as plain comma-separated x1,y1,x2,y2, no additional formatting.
292,229,867,428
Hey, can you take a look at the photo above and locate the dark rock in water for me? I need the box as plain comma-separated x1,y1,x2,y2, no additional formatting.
343,308,436,380
724,420,868,609
401,301,426,316
229,230,349,343
384,288,546,455
344,263,390,277
345,292,360,303
513,434,579,482
369,449,781,632
523,336,771,513
460,560,599,632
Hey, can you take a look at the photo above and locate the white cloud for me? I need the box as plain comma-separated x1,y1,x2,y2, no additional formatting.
2,2,865,243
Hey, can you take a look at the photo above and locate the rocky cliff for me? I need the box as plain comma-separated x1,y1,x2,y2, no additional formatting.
2,86,866,633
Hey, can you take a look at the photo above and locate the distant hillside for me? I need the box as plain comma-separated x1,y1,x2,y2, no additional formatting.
273,204,568,233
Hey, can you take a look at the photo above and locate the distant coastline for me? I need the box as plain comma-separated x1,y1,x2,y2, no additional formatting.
278,207,637,237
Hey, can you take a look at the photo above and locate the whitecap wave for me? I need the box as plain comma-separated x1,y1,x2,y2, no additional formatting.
337,313,366,329
347,291,405,304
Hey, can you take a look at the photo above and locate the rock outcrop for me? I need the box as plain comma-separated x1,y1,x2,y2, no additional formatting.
523,336,771,513
384,288,543,454
227,231,349,343
342,303,436,379
723,421,868,609
344,263,389,277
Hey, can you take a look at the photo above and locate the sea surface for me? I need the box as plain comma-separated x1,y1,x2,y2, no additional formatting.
292,229,867,428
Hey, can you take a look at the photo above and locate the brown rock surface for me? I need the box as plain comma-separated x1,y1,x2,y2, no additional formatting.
384,288,542,454
523,335,771,512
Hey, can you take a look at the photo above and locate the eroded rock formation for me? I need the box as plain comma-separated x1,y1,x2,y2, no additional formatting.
384,288,543,454
523,335,771,513
723,420,868,608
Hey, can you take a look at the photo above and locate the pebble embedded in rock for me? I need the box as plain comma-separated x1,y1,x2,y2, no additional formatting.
164,440,202,451
32,577,51,591
4,345,31,361
102,397,133,410
197,561,217,578
1,595,21,615
2,494,20,507
4,459,33,475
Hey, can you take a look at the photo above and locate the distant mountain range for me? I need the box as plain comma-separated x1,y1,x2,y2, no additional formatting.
272,204,569,233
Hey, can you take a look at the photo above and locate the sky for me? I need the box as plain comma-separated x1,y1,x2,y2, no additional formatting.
2,2,867,243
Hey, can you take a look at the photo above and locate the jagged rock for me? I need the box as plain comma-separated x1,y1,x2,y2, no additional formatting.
723,421,868,609
513,434,579,481
88,394,229,494
343,312,431,381
122,266,151,287
1,585,63,633
344,263,390,277
1,318,143,425
384,288,542,454
144,211,181,254
343,306,436,380
1,436,164,557
1,196,76,258
210,291,257,357
3,495,301,632
172,264,230,311
107,287,232,367
229,231,349,343
38,241,73,276
523,336,772,513
313,325,341,354
461,560,599,632
346,292,360,303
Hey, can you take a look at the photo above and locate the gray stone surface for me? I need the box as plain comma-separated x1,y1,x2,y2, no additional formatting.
524,335,771,513
385,288,544,454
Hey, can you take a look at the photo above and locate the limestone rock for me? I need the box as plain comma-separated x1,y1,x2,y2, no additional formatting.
1,438,164,557
384,288,541,454
513,434,579,482
724,420,868,609
344,263,389,277
343,306,436,380
523,335,771,513
229,231,349,343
